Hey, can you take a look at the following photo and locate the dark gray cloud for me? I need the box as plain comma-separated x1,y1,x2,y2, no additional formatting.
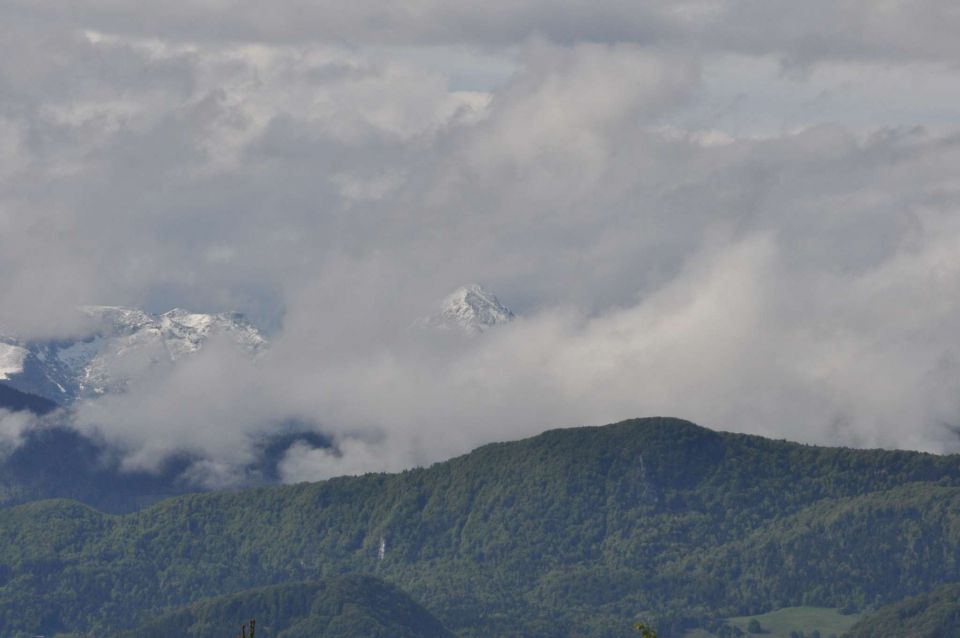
2,5,960,481
9,0,960,66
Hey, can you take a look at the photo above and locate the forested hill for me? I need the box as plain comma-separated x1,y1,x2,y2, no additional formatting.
846,582,960,638
3,417,960,637
108,575,454,638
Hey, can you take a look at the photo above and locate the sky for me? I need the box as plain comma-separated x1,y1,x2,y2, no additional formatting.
3,1,960,484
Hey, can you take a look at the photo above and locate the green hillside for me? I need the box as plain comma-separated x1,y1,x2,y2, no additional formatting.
107,575,454,638
3,417,960,637
846,582,960,637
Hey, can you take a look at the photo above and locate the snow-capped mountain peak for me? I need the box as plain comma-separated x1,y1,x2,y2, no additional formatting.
0,306,266,403
424,284,516,334
79,305,155,334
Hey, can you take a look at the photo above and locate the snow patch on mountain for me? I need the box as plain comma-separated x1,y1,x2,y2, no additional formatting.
0,343,28,381
0,306,266,403
423,284,516,334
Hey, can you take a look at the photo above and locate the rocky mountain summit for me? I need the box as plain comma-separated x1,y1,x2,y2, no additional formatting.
422,284,516,334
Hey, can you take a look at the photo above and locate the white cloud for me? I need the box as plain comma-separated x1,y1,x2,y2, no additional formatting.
2,3,960,483
0,410,37,459
280,438,390,483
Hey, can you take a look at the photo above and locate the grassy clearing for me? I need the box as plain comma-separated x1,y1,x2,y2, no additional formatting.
683,607,862,638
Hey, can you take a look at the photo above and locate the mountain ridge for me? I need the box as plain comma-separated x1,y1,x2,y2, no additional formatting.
2,417,960,636
0,305,265,403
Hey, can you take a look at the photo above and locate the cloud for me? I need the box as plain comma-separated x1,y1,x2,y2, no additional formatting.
275,223,960,481
279,438,390,483
73,338,276,476
9,1,960,67
0,410,38,459
3,4,960,483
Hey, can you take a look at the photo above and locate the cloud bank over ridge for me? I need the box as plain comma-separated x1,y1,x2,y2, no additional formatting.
2,2,960,482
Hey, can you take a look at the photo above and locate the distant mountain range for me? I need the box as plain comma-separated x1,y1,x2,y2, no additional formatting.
0,305,265,404
5,417,960,637
0,287,513,406
0,287,519,512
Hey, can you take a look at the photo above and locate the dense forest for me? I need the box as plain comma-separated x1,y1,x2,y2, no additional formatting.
2,417,960,637
106,575,454,638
